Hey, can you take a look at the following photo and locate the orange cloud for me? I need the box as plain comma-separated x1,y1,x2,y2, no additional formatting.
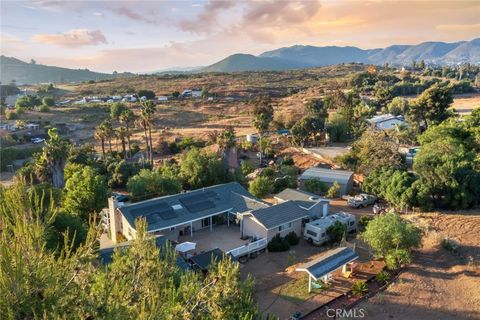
32,29,107,47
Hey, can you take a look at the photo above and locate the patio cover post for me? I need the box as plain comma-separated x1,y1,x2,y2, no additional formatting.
210,216,213,232
227,212,230,227
308,275,312,293
342,264,347,273
190,221,193,237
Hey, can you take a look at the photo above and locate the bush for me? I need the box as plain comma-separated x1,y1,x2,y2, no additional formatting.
267,234,290,252
376,270,391,284
39,104,50,112
249,176,274,198
326,221,346,244
441,237,459,253
351,281,368,296
5,111,18,120
284,231,300,246
326,181,341,198
385,248,411,270
241,160,255,176
281,155,294,166
303,178,328,195
42,96,55,107
273,175,297,193
280,165,298,176
358,215,373,231
260,167,275,177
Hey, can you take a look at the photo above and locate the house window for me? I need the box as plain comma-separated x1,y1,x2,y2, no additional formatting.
170,226,175,231
278,222,292,232
306,230,317,237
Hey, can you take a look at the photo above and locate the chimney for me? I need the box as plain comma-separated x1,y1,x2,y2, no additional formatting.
108,197,120,243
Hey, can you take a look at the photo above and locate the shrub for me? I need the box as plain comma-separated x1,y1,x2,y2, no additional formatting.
249,176,274,198
273,175,297,193
5,111,18,120
304,178,328,195
326,181,341,198
385,249,411,270
42,96,55,107
376,270,391,284
280,165,298,176
351,281,368,296
326,221,346,244
284,231,300,246
267,234,290,252
260,167,275,177
39,104,50,112
281,155,294,166
241,160,255,176
441,237,459,253
358,215,373,232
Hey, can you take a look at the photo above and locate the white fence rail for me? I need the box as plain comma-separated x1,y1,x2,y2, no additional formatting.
227,238,267,258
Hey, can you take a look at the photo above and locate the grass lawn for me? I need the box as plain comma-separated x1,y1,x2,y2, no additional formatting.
273,276,326,305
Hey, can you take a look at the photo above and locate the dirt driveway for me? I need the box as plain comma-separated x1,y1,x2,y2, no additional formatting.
359,212,480,320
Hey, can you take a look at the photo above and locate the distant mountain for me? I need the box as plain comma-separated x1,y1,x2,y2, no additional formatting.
0,56,133,84
201,38,480,72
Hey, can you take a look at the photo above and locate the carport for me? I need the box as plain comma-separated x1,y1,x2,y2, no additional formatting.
296,247,359,293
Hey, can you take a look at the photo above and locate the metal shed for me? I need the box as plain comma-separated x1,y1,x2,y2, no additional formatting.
299,167,354,196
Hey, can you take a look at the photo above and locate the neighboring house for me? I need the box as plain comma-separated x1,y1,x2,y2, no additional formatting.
275,188,329,219
157,96,169,102
239,201,309,241
182,89,202,98
366,113,406,130
300,167,354,196
0,121,17,131
25,123,40,131
5,94,19,107
107,182,269,243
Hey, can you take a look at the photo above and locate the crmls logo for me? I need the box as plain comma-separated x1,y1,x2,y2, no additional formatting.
326,308,366,318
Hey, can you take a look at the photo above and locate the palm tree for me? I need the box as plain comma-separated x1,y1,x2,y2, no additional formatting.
119,109,135,157
94,125,107,159
102,119,114,153
140,101,156,165
116,127,129,159
42,128,70,188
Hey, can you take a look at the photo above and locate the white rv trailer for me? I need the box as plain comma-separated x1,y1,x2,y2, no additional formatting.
303,212,356,246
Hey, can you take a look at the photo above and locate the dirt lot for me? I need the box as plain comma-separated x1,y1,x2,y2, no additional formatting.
359,212,480,320
451,92,480,116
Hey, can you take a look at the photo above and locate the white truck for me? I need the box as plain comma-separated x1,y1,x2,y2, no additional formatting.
303,212,357,246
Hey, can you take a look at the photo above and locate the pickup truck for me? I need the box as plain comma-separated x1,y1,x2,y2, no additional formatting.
348,194,378,208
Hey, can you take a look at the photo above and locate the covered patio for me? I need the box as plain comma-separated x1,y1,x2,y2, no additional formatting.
177,224,249,253
296,247,359,293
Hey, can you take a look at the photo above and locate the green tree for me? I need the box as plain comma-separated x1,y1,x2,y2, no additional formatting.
42,128,70,188
326,181,341,198
362,213,421,257
140,100,156,165
127,169,182,201
291,115,325,146
252,96,274,164
303,178,328,195
137,89,156,100
407,83,453,130
248,176,274,198
386,97,409,115
63,166,109,220
42,96,55,107
326,114,349,142
119,109,135,157
326,220,346,244
110,102,127,121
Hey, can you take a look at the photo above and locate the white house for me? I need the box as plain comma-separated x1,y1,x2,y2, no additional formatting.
157,96,169,102
366,113,406,130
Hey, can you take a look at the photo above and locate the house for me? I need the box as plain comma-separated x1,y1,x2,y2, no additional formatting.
239,201,309,241
366,113,406,130
157,96,169,102
25,123,40,131
182,89,202,98
299,167,354,196
275,188,329,219
108,182,269,243
0,121,17,131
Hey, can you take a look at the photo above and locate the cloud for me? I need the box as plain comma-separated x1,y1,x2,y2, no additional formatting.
32,29,107,47
111,6,159,24
179,0,237,33
242,0,321,26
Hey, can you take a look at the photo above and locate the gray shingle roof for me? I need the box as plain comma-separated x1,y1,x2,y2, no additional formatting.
250,201,309,229
296,247,359,280
118,182,267,232
275,188,328,209
300,167,353,184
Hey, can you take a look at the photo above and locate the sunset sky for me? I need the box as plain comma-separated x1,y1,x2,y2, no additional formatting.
1,0,479,73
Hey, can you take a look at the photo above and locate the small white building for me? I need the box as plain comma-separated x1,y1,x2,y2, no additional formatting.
157,96,169,102
366,113,406,130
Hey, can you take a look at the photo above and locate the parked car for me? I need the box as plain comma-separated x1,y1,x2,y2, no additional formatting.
31,138,45,144
347,194,377,208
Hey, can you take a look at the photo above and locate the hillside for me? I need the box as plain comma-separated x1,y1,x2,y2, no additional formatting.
0,56,133,84
202,38,480,72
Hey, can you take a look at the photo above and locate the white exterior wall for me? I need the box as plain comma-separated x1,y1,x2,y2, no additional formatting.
266,219,303,241
242,216,268,240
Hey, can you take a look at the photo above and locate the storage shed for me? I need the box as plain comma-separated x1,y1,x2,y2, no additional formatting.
299,167,354,196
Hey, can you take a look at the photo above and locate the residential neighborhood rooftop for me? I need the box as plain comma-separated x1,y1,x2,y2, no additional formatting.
117,182,268,232
366,113,404,124
275,188,329,209
249,200,309,229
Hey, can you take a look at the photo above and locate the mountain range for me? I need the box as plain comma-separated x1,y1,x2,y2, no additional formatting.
202,38,480,72
0,56,133,85
1,38,479,84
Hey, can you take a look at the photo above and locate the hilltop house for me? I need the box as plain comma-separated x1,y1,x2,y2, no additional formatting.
366,113,406,130
299,167,354,196
107,182,320,245
275,188,330,219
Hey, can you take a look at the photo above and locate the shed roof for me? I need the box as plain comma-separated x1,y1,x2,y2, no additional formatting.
296,247,359,280
275,188,329,209
300,167,353,184
118,182,268,232
367,113,405,125
249,200,309,230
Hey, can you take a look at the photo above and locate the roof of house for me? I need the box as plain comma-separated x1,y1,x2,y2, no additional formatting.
275,188,329,209
296,247,359,280
118,182,268,232
249,200,309,230
366,113,405,125
190,248,224,271
300,167,353,184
